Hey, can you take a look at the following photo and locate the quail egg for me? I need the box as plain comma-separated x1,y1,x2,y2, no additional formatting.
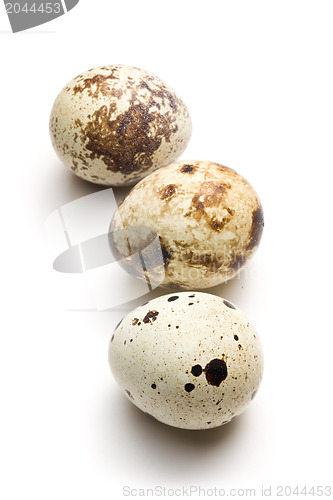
49,65,192,186
109,292,264,430
110,160,264,289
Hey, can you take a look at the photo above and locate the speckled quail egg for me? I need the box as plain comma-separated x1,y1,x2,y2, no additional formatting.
110,160,264,289
109,292,264,430
49,64,192,186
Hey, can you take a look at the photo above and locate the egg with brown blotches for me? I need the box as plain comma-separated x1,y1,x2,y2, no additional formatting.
109,160,264,290
49,65,192,186
109,292,264,430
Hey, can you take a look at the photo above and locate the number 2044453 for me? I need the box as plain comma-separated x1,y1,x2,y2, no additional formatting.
276,486,331,496
5,3,61,14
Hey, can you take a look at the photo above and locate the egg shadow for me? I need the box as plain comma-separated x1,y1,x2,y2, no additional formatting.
59,163,133,206
39,160,132,218
200,268,253,304
108,265,251,314
101,388,247,481
63,171,132,209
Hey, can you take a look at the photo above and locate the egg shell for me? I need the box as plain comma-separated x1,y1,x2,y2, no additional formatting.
109,292,264,430
49,65,192,186
110,160,264,289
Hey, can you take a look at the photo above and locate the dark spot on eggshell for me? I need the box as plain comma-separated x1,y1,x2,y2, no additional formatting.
73,152,88,167
181,164,196,173
132,318,139,326
143,310,159,324
138,80,151,92
159,239,173,268
185,383,195,392
191,365,203,377
247,204,264,251
151,383,157,389
160,184,177,200
204,359,228,387
224,300,236,310
188,294,195,298
167,296,179,302
208,218,224,231
234,334,239,341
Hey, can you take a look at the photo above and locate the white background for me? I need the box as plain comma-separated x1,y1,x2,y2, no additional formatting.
1,1,333,499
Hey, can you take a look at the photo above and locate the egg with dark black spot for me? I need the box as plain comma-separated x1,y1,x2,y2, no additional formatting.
49,65,192,186
110,160,264,289
108,292,264,430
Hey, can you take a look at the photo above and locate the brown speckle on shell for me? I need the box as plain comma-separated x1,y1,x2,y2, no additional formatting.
159,238,173,268
110,160,263,289
143,310,159,324
247,204,264,251
73,69,119,98
184,181,233,232
160,184,177,201
82,102,178,176
181,164,196,173
49,65,192,186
